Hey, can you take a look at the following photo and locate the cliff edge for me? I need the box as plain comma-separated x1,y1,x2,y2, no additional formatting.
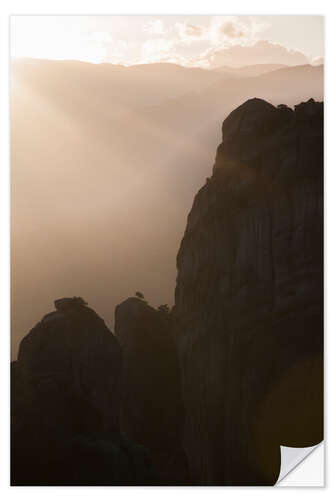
174,98,323,485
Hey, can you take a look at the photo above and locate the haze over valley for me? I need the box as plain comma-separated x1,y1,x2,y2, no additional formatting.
11,17,324,357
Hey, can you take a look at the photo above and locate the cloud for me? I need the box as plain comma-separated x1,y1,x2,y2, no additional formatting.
79,18,315,69
207,16,270,45
195,40,310,68
135,35,311,70
141,38,176,62
143,19,166,36
174,21,205,44
184,23,203,37
88,31,113,44
311,56,324,66
84,31,130,63
173,16,270,48
220,22,245,39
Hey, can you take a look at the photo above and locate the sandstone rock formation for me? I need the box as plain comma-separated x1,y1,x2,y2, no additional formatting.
11,298,155,485
115,297,187,484
174,98,323,485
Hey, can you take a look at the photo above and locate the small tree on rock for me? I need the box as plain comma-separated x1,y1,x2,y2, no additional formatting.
158,304,170,315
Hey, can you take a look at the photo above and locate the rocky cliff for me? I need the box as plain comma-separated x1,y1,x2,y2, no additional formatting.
11,97,323,486
11,297,155,485
174,98,323,485
115,297,187,484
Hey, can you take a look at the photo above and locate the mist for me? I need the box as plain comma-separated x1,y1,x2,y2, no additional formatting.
11,58,323,357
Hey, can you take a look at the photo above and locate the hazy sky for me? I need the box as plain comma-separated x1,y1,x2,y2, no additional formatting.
11,15,324,68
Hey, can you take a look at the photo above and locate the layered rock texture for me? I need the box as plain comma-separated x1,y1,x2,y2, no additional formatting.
174,98,323,485
11,298,154,485
115,297,187,484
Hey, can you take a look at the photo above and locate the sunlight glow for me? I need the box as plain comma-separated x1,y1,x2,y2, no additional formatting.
10,15,324,67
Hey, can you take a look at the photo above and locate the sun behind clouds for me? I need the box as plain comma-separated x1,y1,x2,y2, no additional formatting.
11,15,323,67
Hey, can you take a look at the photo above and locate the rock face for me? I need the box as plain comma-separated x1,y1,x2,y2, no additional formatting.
115,297,187,484
11,298,155,485
174,98,323,485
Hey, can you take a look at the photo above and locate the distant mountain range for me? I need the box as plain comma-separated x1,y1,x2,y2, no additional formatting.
214,63,289,77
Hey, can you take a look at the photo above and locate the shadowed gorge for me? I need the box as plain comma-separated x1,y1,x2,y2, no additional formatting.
11,97,323,486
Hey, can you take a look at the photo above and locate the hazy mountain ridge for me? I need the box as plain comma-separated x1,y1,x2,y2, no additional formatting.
214,63,289,77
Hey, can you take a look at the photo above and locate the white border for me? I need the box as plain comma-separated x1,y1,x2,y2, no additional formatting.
1,1,331,497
